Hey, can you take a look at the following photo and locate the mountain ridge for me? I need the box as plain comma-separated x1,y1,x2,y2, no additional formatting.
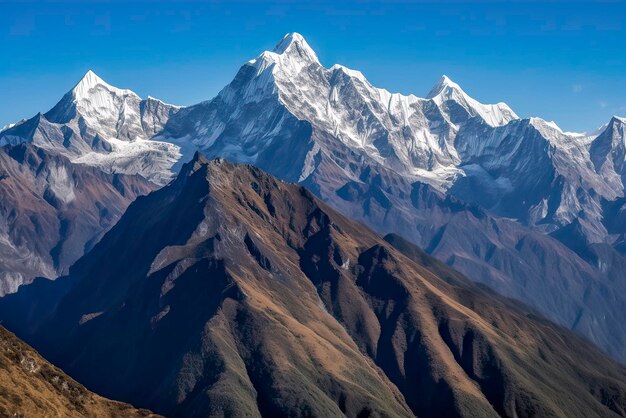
158,33,626,361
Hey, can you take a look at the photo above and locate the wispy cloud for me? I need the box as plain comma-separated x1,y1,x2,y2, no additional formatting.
572,84,583,93
598,100,609,108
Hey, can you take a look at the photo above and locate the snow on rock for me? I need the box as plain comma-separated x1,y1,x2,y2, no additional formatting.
46,164,76,204
159,32,625,245
1,119,27,133
2,34,625,246
272,32,320,64
427,75,518,127
73,138,182,185
0,70,183,185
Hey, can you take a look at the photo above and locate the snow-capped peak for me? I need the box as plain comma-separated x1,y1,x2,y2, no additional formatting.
33,68,182,161
612,115,626,125
1,119,27,133
426,74,518,127
272,32,319,64
70,70,138,101
330,64,368,84
529,117,564,135
426,75,461,99
73,70,110,98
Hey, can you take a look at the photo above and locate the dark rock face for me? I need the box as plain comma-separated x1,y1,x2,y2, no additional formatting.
0,143,156,294
3,156,626,417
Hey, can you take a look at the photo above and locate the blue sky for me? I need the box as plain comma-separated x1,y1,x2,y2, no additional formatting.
1,1,625,132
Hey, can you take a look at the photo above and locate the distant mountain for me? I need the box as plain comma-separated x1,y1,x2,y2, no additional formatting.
3,155,626,417
0,325,159,417
161,33,620,241
590,116,626,189
0,70,182,185
0,143,156,294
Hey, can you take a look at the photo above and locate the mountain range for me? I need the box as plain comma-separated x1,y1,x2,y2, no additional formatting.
2,155,626,417
0,32,625,366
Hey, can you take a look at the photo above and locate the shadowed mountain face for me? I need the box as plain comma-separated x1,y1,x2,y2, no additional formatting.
0,326,159,418
3,155,626,418
0,143,156,294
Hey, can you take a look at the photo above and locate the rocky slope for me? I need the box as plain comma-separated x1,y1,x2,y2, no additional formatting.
0,325,159,417
2,155,626,417
0,143,156,294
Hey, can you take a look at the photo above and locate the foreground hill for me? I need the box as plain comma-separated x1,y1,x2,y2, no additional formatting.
2,154,626,417
0,325,159,417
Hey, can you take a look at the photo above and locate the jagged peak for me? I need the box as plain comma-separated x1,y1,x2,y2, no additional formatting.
72,70,109,98
191,150,209,164
330,64,367,83
79,70,105,86
427,74,518,127
528,117,567,137
426,75,464,99
601,116,626,143
273,32,305,53
176,151,209,180
271,32,319,63
611,115,626,125
588,116,626,141
70,70,138,100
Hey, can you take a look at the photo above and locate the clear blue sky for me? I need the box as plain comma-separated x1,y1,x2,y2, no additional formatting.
1,1,625,132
